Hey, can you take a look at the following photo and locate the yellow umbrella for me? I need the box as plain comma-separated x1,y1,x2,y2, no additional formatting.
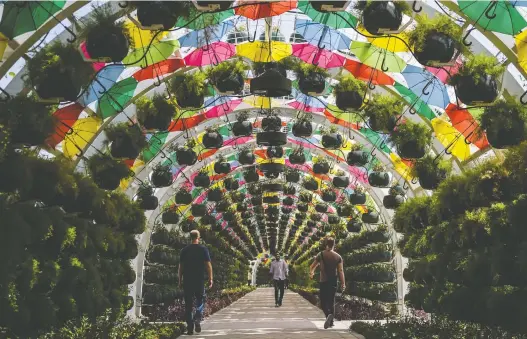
63,116,101,159
119,159,145,190
236,41,292,62
0,33,8,61
243,95,275,108
357,26,409,53
515,29,527,73
389,153,413,182
431,117,471,161
124,20,168,49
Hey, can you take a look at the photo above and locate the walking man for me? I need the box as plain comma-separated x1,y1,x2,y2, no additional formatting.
309,237,346,329
179,230,213,335
269,253,288,307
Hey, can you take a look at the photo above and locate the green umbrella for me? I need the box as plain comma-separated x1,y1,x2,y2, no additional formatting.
0,1,66,38
122,39,180,68
350,41,406,73
297,0,357,29
143,131,169,162
175,8,234,30
459,0,527,35
359,128,391,154
97,77,138,119
393,82,436,120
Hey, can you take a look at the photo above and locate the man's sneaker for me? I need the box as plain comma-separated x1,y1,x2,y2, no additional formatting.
186,330,194,335
195,322,201,333
324,314,334,329
275,303,279,307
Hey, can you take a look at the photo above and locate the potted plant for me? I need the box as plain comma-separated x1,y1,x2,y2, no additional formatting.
390,119,431,159
320,125,343,149
383,193,404,209
296,212,307,220
322,188,337,202
294,218,304,226
232,112,253,136
347,143,369,167
105,123,147,159
289,146,306,165
309,1,348,12
162,207,180,224
362,203,380,223
247,183,262,195
282,207,292,214
315,203,328,213
207,59,247,94
334,74,366,111
81,7,129,62
151,163,173,187
251,195,262,205
338,204,353,217
134,1,192,30
332,169,349,188
328,215,340,225
191,204,208,217
175,139,198,166
411,154,452,190
300,191,313,203
350,186,367,205
298,203,309,212
285,167,300,183
181,218,198,233
284,185,296,195
266,146,284,158
231,191,245,203
214,155,231,174
208,187,223,202
294,63,328,95
478,98,527,149
244,166,260,183
193,168,211,188
303,177,319,191
26,41,95,101
175,186,192,205
356,1,410,36
389,182,405,197
449,54,504,105
368,163,390,187
407,14,465,66
283,197,294,206
201,214,216,225
238,146,255,165
313,156,331,174
170,71,207,108
261,114,282,132
224,177,240,191
347,219,362,233
362,94,402,133
136,94,176,131
201,125,223,149
250,61,292,97
87,153,130,190
216,199,229,211
136,184,158,210
310,213,322,222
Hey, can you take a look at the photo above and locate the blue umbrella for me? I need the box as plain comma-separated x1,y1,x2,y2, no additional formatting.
294,19,351,50
291,86,328,108
401,65,450,109
80,65,125,105
179,20,234,48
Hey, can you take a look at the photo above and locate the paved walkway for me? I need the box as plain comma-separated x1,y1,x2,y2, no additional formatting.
197,288,364,339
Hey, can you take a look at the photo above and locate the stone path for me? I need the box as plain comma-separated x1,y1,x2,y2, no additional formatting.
196,288,364,338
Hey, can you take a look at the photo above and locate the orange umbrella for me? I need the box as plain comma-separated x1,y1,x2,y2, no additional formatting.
46,103,84,149
132,58,186,82
445,104,489,150
235,0,297,19
343,59,394,86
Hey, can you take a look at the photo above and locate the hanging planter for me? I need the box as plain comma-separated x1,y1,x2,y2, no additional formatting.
237,203,248,213
136,185,158,210
201,214,216,226
150,164,173,188
263,183,283,192
233,112,253,137
298,203,309,212
202,126,224,149
292,114,313,138
390,120,431,159
27,42,95,101
479,98,527,149
267,206,280,215
411,154,452,190
195,0,234,11
106,123,147,159
259,162,285,177
248,183,262,195
309,1,348,12
347,220,363,233
328,215,340,225
320,125,343,149
175,187,192,205
250,67,292,97
216,199,229,211
322,189,337,202
300,192,313,203
169,72,206,108
244,167,260,183
347,144,369,167
136,94,177,131
283,197,294,206
193,169,211,188
389,183,406,197
162,209,180,224
231,191,245,203
82,8,129,62
362,206,380,224
338,204,353,217
310,213,322,222
315,203,328,213
449,54,504,105
368,163,390,188
289,147,306,165
285,168,301,183
87,154,130,191
181,218,198,233
303,177,319,191
191,204,208,217
383,194,404,209
363,94,402,133
313,157,331,174
135,1,192,30
251,195,263,206
332,170,350,188
284,185,296,195
294,219,304,226
224,178,239,191
282,207,292,214
350,187,367,205
208,59,247,94
334,75,366,111
207,188,223,202
408,14,464,66
295,63,328,95
256,131,287,146
238,147,255,165
262,115,282,132
266,146,284,158
358,1,409,35
176,139,198,166
296,212,307,220
214,156,231,174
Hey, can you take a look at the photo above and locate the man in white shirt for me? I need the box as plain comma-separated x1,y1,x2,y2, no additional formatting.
269,253,288,307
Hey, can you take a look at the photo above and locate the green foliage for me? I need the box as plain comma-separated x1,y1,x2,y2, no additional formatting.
344,244,393,266
408,14,465,53
393,196,431,233
354,0,410,14
479,98,527,143
334,74,367,94
86,153,130,181
349,142,363,151
362,94,403,132
170,71,207,97
339,226,390,253
294,62,329,78
449,54,505,86
136,94,177,126
105,123,147,150
78,5,127,41
207,59,248,81
390,120,431,152
411,154,452,187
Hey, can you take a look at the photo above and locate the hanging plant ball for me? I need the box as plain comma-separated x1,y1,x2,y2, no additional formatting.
480,99,527,149
328,215,340,225
294,219,303,226
292,121,313,137
414,32,456,66
369,115,398,133
85,19,129,62
244,169,260,183
176,147,197,166
304,179,319,191
87,154,130,191
350,191,367,205
214,161,231,174
347,220,362,233
298,203,309,212
224,178,239,191
347,151,369,167
397,140,427,159
262,115,282,132
107,124,146,159
233,120,253,136
313,162,330,174
284,185,296,195
162,209,180,224
322,190,337,202
383,194,404,209
321,133,343,149
259,163,285,177
136,95,175,131
368,171,390,188
333,175,349,188
337,204,353,217
137,195,158,210
182,219,198,233
215,73,244,94
207,188,223,202
315,203,328,213
191,204,208,217
283,197,294,206
202,130,224,149
310,213,322,222
335,91,363,111
256,131,287,146
362,211,380,224
175,190,192,205
216,199,229,212
298,73,326,95
136,1,183,30
237,203,248,213
238,150,255,165
193,172,211,188
266,146,284,158
251,195,263,206
282,207,292,214
454,75,498,105
250,68,292,97
223,211,235,221
309,1,348,12
285,171,300,183
362,1,403,36
201,214,216,225
263,196,280,204
289,152,306,165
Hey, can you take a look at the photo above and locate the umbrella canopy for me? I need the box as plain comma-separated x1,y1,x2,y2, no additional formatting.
0,32,7,61
431,116,471,161
179,20,234,48
184,41,235,66
125,20,168,49
297,0,356,29
46,103,84,149
81,65,125,105
295,19,351,50
393,82,436,120
292,43,345,68
96,77,138,119
401,65,450,109
235,1,297,20
515,29,527,72
445,103,490,149
63,116,101,159
122,37,180,68
175,8,234,30
357,26,409,52
236,41,292,62
343,59,395,85
132,58,186,82
0,0,66,38
350,41,406,73
459,0,527,35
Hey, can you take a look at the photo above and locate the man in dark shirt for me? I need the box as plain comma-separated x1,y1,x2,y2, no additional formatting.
309,237,345,329
179,230,213,335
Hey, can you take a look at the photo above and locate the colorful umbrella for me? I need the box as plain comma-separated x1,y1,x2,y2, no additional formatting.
350,41,406,73
297,0,357,29
62,116,101,159
122,38,180,68
0,0,66,38
425,61,462,84
184,41,235,66
97,77,138,119
295,19,351,50
431,116,471,161
515,29,527,72
343,59,395,85
459,0,527,35
445,104,490,149
80,65,125,105
132,58,186,82
175,8,234,30
393,82,436,120
234,1,297,20
292,43,345,68
401,65,450,109
179,20,234,48
357,26,409,52
0,32,7,61
46,103,84,149
236,41,292,62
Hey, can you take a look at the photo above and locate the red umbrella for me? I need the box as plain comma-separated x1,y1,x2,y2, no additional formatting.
132,58,186,82
343,59,394,85
445,104,490,150
184,41,235,66
235,0,297,19
46,103,84,149
168,113,207,132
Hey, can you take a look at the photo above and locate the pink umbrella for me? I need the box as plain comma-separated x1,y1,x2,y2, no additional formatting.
80,42,105,71
184,41,236,66
204,99,243,118
426,60,462,84
288,100,325,113
292,43,345,69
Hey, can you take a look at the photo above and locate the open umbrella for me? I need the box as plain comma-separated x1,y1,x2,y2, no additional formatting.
0,32,7,61
297,0,356,29
236,40,292,62
132,58,186,82
62,115,101,159
184,41,235,66
292,43,345,68
357,26,409,52
343,59,395,85
295,19,351,50
393,82,436,121
122,37,180,69
459,0,527,35
0,0,66,38
515,29,527,72
401,65,451,109
179,20,234,48
96,77,139,119
431,116,471,161
350,41,406,73
46,103,84,149
81,65,125,105
175,7,234,30
445,103,490,149
235,1,297,20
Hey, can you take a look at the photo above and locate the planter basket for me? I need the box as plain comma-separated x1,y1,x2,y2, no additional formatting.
176,148,197,166
315,203,328,213
397,140,426,159
233,120,253,136
176,92,204,109
208,189,223,202
414,32,456,66
263,196,280,204
286,171,300,182
333,176,349,188
283,197,294,206
259,163,285,175
224,178,239,191
304,180,319,191
362,1,403,35
282,207,292,214
383,194,404,209
109,133,143,160
338,205,353,217
313,162,330,174
292,121,313,137
175,191,192,205
193,173,211,188
328,215,340,224
250,69,292,97
266,146,284,158
244,169,260,183
162,210,180,224
214,162,231,174
368,171,390,187
137,195,158,210
216,200,229,212
238,151,255,165
418,171,446,190
261,116,282,131
289,153,306,165
284,186,296,195
202,131,224,149
455,75,498,105
263,183,283,192
151,168,173,187
251,195,263,206
86,25,129,62
223,211,235,221
300,193,312,203
309,1,348,12
347,151,369,167
191,204,207,217
256,131,287,146
215,73,244,94
322,191,337,202
298,203,309,212
201,214,216,225
136,1,179,30
296,213,307,220
335,91,363,111
298,73,326,95
350,192,367,205
321,133,343,149
362,211,380,224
